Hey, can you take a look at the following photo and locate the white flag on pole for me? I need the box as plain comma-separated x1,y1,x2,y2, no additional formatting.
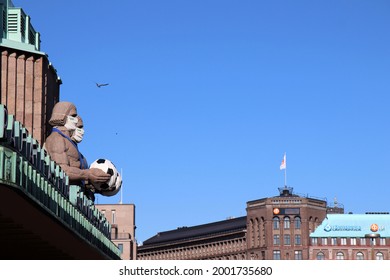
280,154,286,170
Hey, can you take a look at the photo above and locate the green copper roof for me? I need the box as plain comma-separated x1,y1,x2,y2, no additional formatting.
310,214,390,238
0,0,42,54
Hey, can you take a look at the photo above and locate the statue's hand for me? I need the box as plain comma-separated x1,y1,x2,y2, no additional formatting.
87,168,112,185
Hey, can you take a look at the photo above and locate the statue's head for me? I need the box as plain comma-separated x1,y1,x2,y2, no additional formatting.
49,101,85,143
49,102,77,126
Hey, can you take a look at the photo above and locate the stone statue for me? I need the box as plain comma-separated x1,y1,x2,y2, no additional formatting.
44,101,111,201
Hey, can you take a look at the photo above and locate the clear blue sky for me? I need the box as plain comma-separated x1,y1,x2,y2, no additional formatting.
15,0,390,243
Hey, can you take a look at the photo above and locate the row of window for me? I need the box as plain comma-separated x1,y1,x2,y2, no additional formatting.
311,237,386,246
140,239,246,260
273,250,302,260
273,250,385,260
316,251,384,260
273,234,301,245
273,216,301,230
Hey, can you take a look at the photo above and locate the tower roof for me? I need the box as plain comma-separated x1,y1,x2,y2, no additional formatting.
0,0,42,54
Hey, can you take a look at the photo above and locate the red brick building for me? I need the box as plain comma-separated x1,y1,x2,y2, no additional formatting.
96,204,137,260
138,216,247,260
246,187,328,260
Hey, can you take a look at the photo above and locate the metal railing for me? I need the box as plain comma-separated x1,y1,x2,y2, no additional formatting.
0,104,120,259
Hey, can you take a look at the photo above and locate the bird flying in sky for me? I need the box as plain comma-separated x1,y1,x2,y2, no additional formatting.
95,82,109,88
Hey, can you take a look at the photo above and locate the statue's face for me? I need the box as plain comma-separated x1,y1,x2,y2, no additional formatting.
64,115,78,130
64,113,85,143
71,116,85,143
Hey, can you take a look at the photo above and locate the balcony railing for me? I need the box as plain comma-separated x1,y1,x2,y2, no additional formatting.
0,104,120,259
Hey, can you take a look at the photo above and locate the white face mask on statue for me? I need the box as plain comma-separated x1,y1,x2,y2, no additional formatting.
72,128,85,143
64,116,78,130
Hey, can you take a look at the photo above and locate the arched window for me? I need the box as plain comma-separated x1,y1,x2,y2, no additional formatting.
294,216,301,229
336,252,345,260
356,252,364,260
284,217,290,229
376,252,384,260
316,252,325,260
273,217,280,230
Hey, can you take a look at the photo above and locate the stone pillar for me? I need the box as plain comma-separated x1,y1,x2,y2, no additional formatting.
0,47,61,144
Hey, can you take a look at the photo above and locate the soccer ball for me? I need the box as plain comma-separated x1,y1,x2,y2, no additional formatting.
90,159,122,197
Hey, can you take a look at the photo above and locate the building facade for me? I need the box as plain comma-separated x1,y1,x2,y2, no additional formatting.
309,213,390,260
138,216,247,260
96,204,137,260
246,187,328,260
138,188,390,260
138,187,336,260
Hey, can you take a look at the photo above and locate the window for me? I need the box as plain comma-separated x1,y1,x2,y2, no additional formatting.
311,238,318,245
336,252,344,260
356,252,364,260
331,238,337,245
294,216,301,229
273,217,280,230
341,238,347,245
380,238,386,246
316,252,325,260
273,234,280,245
294,250,302,260
284,234,291,245
360,238,366,246
273,250,281,260
284,217,290,229
118,243,123,254
376,252,384,260
112,210,116,224
295,234,301,245
350,238,356,245
321,238,328,245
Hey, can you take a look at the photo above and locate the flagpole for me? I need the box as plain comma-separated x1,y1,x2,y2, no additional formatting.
119,168,123,204
284,153,287,187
